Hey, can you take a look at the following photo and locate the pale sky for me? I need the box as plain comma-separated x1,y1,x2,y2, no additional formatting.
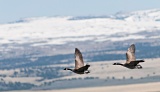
0,0,160,24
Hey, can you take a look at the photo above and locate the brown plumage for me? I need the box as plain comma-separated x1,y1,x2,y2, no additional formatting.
113,44,145,69
75,48,84,69
126,44,136,64
64,48,90,74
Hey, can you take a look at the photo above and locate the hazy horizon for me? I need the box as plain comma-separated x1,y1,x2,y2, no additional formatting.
1,0,160,24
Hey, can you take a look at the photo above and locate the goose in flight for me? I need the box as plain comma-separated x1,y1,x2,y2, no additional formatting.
64,48,90,74
113,44,145,69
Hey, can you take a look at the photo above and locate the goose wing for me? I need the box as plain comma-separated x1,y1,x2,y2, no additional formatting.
75,48,84,69
126,44,136,64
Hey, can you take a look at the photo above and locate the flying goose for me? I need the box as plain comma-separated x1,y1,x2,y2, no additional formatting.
113,44,145,69
64,48,90,74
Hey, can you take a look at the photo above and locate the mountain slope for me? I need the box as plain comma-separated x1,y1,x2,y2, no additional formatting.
0,9,160,45
0,9,160,60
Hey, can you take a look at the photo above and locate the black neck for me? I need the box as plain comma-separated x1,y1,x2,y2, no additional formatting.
114,63,124,66
66,68,73,71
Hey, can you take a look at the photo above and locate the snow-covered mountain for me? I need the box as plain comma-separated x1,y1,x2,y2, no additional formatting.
0,9,160,45
114,9,160,21
0,9,160,60
0,9,160,46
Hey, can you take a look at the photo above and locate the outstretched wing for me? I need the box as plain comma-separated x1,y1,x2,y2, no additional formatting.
126,44,136,64
75,48,84,69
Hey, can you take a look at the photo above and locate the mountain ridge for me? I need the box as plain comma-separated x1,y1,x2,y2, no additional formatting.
0,9,159,60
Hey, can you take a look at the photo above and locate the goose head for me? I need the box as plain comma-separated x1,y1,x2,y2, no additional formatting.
64,68,67,70
86,64,90,67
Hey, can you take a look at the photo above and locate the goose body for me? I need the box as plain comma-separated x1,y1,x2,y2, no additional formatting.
64,48,90,74
113,44,145,69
